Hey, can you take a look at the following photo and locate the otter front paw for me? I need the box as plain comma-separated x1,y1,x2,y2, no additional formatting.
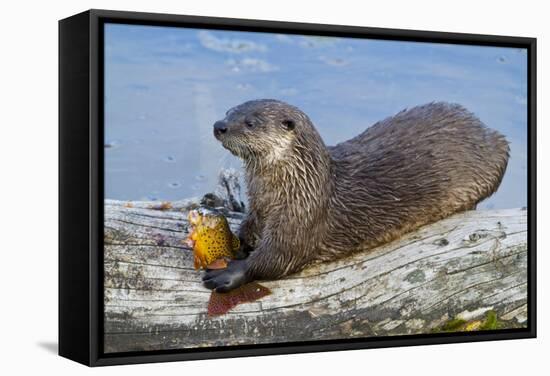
202,259,251,292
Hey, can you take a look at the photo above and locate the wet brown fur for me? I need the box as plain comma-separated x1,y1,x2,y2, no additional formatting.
214,99,510,280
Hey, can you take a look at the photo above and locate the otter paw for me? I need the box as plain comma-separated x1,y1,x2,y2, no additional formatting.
202,259,251,292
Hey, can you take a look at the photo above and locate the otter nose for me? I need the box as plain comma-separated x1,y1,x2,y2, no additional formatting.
213,120,228,135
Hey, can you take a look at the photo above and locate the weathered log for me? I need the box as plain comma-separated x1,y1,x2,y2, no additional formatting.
103,197,528,353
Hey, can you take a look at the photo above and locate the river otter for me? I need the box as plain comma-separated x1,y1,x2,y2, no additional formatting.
203,99,509,292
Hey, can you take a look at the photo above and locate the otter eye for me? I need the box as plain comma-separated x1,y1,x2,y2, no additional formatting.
281,119,295,130
245,120,254,128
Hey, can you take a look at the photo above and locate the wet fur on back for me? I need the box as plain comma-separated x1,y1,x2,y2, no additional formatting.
212,100,510,282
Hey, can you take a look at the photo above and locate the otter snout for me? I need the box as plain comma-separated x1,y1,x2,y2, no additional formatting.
213,120,228,139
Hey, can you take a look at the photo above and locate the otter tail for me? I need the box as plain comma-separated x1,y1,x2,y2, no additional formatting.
478,128,511,203
466,122,510,209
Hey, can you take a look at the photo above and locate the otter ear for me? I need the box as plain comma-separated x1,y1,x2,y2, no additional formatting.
281,119,295,131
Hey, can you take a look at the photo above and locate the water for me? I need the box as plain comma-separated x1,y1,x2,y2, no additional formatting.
104,24,528,209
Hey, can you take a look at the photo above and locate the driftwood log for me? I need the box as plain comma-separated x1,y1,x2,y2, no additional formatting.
104,187,528,353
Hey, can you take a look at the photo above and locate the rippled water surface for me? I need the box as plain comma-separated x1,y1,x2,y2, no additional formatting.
104,24,528,209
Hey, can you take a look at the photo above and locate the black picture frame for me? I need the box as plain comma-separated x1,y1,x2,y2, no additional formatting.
59,8,537,367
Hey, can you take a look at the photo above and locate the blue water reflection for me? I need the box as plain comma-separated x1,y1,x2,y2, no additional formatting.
104,24,527,209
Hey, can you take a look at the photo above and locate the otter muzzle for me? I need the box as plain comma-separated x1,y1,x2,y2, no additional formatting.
213,120,228,139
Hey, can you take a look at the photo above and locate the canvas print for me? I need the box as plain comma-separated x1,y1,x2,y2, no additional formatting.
103,23,528,353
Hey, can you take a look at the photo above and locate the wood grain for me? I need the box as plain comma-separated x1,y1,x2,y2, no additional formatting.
104,198,527,353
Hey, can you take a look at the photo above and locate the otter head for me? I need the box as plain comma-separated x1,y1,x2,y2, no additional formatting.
213,99,312,164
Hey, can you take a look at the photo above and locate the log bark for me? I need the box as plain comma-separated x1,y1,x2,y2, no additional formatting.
104,197,528,353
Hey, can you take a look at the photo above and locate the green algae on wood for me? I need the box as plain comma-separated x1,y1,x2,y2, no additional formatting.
434,310,506,333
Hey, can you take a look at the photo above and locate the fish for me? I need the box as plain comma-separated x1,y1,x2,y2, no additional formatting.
186,210,271,316
187,210,240,269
